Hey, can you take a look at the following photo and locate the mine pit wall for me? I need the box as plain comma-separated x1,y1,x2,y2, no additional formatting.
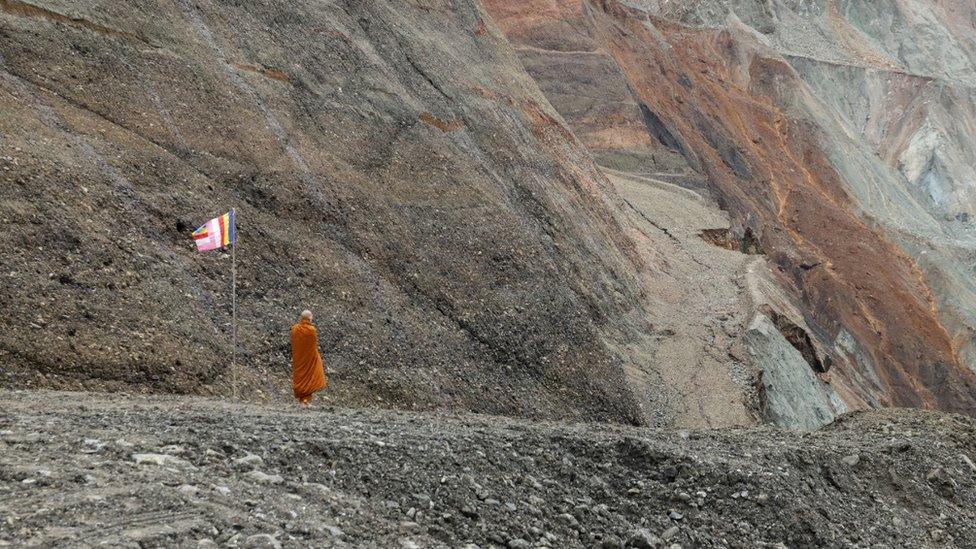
482,0,976,420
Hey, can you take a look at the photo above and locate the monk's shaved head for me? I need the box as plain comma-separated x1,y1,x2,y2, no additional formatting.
301,309,313,321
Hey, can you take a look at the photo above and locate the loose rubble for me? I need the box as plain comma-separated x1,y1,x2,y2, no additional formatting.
1,390,975,547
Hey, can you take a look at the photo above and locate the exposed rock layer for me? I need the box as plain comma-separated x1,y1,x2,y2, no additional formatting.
483,0,976,416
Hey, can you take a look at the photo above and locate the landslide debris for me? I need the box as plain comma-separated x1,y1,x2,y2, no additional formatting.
483,0,976,417
1,390,975,548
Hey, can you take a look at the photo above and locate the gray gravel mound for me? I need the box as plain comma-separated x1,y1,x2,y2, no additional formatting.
2,390,975,547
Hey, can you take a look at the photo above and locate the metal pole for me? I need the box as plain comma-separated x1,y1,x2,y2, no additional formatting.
231,208,237,399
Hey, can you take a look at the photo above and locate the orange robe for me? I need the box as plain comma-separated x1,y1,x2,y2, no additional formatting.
291,319,327,403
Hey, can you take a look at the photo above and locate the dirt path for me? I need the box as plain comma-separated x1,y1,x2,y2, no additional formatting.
2,390,974,548
605,169,759,428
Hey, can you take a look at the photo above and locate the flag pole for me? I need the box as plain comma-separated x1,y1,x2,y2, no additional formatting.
231,207,237,399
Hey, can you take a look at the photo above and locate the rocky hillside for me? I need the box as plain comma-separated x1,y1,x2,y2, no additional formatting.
0,0,661,422
484,0,976,418
1,0,974,429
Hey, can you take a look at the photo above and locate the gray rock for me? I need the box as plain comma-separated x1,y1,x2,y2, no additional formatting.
246,471,284,485
132,453,193,469
243,533,281,549
841,454,860,467
177,484,200,496
557,513,578,526
508,539,531,549
961,454,976,474
322,524,344,538
234,454,264,468
627,528,663,548
398,521,422,534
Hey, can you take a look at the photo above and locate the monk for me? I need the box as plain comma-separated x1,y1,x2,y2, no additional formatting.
291,309,327,405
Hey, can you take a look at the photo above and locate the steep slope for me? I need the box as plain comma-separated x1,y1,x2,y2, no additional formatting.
0,0,660,421
483,0,976,417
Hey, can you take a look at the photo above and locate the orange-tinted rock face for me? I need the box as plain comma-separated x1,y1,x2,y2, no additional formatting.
484,0,976,414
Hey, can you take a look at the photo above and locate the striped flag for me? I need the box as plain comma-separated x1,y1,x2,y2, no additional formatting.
192,210,235,252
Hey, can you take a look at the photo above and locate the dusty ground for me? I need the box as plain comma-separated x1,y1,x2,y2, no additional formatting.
2,390,975,548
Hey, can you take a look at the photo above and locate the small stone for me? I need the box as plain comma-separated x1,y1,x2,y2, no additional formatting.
484,498,501,506
234,454,264,468
662,526,679,540
214,485,231,496
668,510,684,521
558,513,579,526
243,533,280,549
627,528,663,548
246,470,284,485
508,539,531,549
960,454,976,474
841,454,860,467
322,525,344,538
197,538,218,548
460,506,478,519
676,492,691,503
398,521,422,534
177,484,200,496
132,453,193,469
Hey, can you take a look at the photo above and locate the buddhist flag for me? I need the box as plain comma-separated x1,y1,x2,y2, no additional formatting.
192,210,235,252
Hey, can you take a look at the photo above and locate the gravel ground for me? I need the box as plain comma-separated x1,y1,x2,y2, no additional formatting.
2,390,975,548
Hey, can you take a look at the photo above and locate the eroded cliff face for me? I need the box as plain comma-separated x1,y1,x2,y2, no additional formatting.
484,0,976,417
